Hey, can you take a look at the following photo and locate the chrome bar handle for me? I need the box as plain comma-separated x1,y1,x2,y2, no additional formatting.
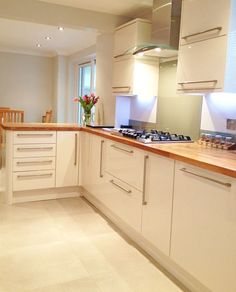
17,173,53,179
112,86,131,93
16,160,53,165
142,155,149,205
178,80,217,85
74,133,78,166
111,144,134,154
110,179,132,194
182,27,222,40
17,147,53,151
100,140,105,178
17,133,54,137
180,168,231,188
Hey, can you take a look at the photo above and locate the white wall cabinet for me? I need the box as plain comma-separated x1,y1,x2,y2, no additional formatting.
180,0,230,45
177,0,236,93
114,18,151,57
171,162,236,292
141,154,175,256
56,131,79,187
112,55,159,96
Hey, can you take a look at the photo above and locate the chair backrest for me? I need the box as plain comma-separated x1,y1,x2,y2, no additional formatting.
42,110,53,123
0,109,24,124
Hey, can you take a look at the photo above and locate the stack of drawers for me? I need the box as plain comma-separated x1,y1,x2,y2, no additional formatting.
12,131,56,191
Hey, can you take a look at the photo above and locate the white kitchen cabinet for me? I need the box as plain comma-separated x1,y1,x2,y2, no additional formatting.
177,36,227,92
180,0,230,45
56,131,79,187
81,133,106,199
112,55,159,96
141,154,175,256
105,140,144,191
171,161,236,292
114,18,151,57
177,0,236,93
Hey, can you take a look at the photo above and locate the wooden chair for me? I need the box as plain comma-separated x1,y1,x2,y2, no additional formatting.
42,110,53,123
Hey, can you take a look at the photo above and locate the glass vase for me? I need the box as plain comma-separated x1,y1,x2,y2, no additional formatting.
82,112,94,126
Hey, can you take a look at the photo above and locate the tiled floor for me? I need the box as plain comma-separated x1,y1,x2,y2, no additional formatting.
0,197,184,292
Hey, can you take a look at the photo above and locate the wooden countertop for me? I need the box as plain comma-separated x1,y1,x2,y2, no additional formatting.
2,123,236,178
1,123,81,131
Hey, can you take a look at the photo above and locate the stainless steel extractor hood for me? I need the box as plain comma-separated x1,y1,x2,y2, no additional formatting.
133,0,182,58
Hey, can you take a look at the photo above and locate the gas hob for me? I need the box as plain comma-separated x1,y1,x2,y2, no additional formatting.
112,129,193,144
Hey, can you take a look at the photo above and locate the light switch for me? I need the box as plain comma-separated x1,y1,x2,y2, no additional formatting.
226,119,236,130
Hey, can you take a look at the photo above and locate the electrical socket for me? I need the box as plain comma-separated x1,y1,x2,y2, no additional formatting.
227,119,236,130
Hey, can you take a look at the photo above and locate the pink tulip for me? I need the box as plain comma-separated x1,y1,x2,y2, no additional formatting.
73,97,80,102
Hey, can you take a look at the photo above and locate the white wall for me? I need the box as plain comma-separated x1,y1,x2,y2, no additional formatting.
96,33,114,125
201,93,236,134
0,52,53,122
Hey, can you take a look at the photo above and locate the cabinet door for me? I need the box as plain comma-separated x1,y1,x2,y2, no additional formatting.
56,131,79,187
171,162,236,292
114,19,151,57
80,132,91,188
142,154,174,256
112,57,134,95
105,140,144,191
177,36,227,93
180,0,230,45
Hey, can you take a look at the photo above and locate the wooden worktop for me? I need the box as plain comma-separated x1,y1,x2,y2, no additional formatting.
1,123,81,131
2,123,236,178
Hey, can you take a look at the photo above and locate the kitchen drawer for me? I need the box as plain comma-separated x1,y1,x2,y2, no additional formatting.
13,170,55,191
105,141,144,191
13,157,55,172
102,173,142,232
13,144,56,158
13,131,56,144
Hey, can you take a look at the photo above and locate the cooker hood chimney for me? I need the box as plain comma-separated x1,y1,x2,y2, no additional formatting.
133,0,182,57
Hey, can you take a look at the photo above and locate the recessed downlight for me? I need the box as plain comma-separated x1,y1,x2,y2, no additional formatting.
45,36,52,40
137,52,144,57
36,43,42,48
155,47,162,52
58,26,64,31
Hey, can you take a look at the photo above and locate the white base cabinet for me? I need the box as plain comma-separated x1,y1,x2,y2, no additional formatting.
141,154,175,256
56,131,79,187
171,162,236,292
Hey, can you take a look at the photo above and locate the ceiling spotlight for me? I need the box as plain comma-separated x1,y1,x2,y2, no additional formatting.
58,26,64,31
137,52,144,57
36,44,42,48
155,47,162,52
45,36,52,40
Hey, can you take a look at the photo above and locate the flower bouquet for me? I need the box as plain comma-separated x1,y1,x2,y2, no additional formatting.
74,93,99,125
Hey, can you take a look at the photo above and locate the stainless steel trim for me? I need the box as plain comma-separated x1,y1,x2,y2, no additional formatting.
182,27,222,40
111,144,134,154
177,87,219,91
17,173,53,179
100,140,105,178
180,168,231,188
178,80,217,85
17,147,54,151
110,179,132,194
17,134,54,137
16,160,53,165
74,133,78,166
142,155,149,205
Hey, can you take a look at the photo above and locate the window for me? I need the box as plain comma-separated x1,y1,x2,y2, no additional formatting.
77,60,96,124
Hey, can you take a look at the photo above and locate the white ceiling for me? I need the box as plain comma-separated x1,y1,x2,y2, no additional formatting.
39,0,153,17
0,18,98,57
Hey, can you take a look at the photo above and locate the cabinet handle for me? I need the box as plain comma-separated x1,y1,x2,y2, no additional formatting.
17,173,53,179
110,179,132,194
17,147,53,151
178,80,218,91
182,26,222,40
142,155,149,205
112,86,131,93
180,168,231,188
100,140,105,178
16,160,53,165
74,133,78,166
17,133,54,137
111,144,134,154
